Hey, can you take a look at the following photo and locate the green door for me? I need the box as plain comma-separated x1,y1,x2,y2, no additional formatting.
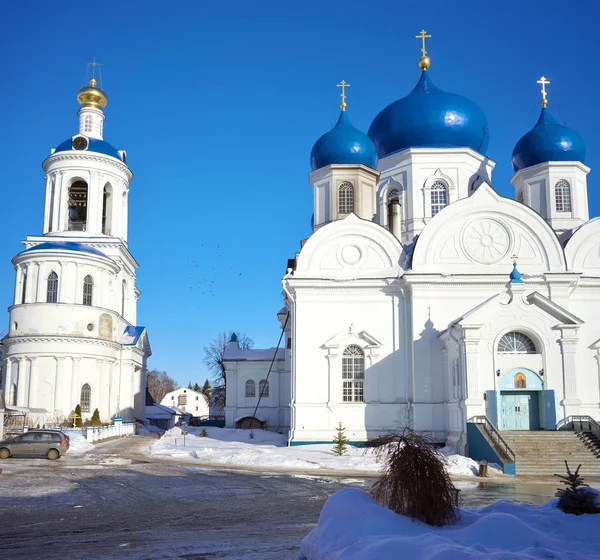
500,391,540,430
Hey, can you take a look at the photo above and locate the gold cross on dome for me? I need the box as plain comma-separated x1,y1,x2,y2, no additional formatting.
537,76,550,107
86,57,103,87
416,29,432,56
511,254,519,263
337,80,350,110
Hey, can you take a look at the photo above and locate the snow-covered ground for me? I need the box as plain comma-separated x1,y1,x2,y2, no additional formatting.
148,427,500,476
67,432,95,454
299,487,600,559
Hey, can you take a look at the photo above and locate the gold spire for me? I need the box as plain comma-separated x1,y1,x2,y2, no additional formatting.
336,80,350,110
537,76,550,108
77,58,108,109
415,29,432,70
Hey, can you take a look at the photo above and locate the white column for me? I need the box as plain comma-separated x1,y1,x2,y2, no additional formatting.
56,172,68,231
23,263,33,304
86,171,102,233
35,261,45,303
459,325,484,414
53,357,66,415
74,263,82,305
3,358,12,395
102,360,112,420
70,358,81,410
16,357,29,407
559,328,581,415
28,357,38,408
43,174,52,234
122,187,129,242
14,265,22,305
58,262,68,303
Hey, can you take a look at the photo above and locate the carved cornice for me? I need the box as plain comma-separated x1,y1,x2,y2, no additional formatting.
2,336,121,350
43,153,132,180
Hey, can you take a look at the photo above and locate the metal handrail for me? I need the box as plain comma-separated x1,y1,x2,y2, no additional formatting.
556,415,600,440
468,415,516,463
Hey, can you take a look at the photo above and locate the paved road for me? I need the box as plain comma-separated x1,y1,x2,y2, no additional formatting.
0,437,365,559
0,436,590,559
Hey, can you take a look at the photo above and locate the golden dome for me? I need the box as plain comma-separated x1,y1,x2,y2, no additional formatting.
418,55,431,71
77,78,108,109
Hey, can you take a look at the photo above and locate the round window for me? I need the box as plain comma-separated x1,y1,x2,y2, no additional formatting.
87,323,94,332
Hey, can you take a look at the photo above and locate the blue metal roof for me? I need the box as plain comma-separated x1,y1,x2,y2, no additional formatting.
311,110,378,171
368,71,489,158
23,241,107,257
54,138,123,161
123,326,145,346
511,107,585,172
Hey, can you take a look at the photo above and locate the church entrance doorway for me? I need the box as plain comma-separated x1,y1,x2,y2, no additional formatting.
499,391,540,430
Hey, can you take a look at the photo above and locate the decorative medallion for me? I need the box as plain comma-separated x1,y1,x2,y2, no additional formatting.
341,244,362,265
462,218,511,264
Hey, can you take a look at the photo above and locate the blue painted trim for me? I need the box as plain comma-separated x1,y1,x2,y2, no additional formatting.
467,423,515,476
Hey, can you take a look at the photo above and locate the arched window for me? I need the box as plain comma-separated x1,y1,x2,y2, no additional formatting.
80,383,91,412
68,180,88,231
387,188,400,204
342,345,365,402
498,332,537,354
21,270,27,304
514,372,527,389
338,182,354,215
245,379,256,398
102,184,112,235
47,271,58,303
430,181,448,216
259,379,269,397
83,275,93,306
121,280,127,317
555,180,572,212
387,188,401,235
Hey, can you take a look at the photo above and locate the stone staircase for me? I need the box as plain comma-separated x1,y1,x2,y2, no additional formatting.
501,431,600,477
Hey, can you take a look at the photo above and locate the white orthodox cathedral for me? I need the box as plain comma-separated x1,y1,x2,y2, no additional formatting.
224,40,600,452
1,76,150,426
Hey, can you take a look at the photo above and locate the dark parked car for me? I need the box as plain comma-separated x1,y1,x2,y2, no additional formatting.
0,430,69,460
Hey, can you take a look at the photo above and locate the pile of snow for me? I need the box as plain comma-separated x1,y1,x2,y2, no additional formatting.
299,487,600,559
148,427,500,476
67,432,95,454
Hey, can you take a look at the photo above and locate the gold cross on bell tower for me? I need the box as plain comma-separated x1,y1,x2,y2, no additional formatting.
86,57,103,88
337,80,350,110
537,76,550,107
415,29,432,70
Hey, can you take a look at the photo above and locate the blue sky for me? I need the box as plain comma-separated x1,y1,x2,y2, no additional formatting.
1,0,599,388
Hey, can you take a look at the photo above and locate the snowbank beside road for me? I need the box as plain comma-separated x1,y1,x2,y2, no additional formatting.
299,487,600,560
148,427,499,476
67,432,95,454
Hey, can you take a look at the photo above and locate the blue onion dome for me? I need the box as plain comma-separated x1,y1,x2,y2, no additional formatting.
368,71,489,158
509,261,524,283
310,110,378,171
511,107,585,172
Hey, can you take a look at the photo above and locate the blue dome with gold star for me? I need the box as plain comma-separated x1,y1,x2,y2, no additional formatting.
368,71,489,158
511,107,586,172
310,110,378,171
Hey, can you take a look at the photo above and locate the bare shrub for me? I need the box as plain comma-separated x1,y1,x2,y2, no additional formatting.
365,430,458,526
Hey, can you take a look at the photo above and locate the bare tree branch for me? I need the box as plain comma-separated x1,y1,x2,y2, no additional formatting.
146,369,177,403
203,330,253,385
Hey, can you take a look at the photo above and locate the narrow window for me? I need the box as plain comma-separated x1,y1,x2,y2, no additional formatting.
102,185,112,235
84,115,93,133
21,270,27,304
10,383,17,406
555,179,572,212
121,280,127,317
80,384,91,412
259,379,269,397
47,271,58,303
68,181,89,231
498,332,536,354
517,190,524,203
342,345,365,402
83,275,93,306
338,182,354,215
245,379,256,398
387,188,401,234
430,181,448,216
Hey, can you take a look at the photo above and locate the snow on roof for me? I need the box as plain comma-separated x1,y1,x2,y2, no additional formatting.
122,326,145,346
223,346,285,361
